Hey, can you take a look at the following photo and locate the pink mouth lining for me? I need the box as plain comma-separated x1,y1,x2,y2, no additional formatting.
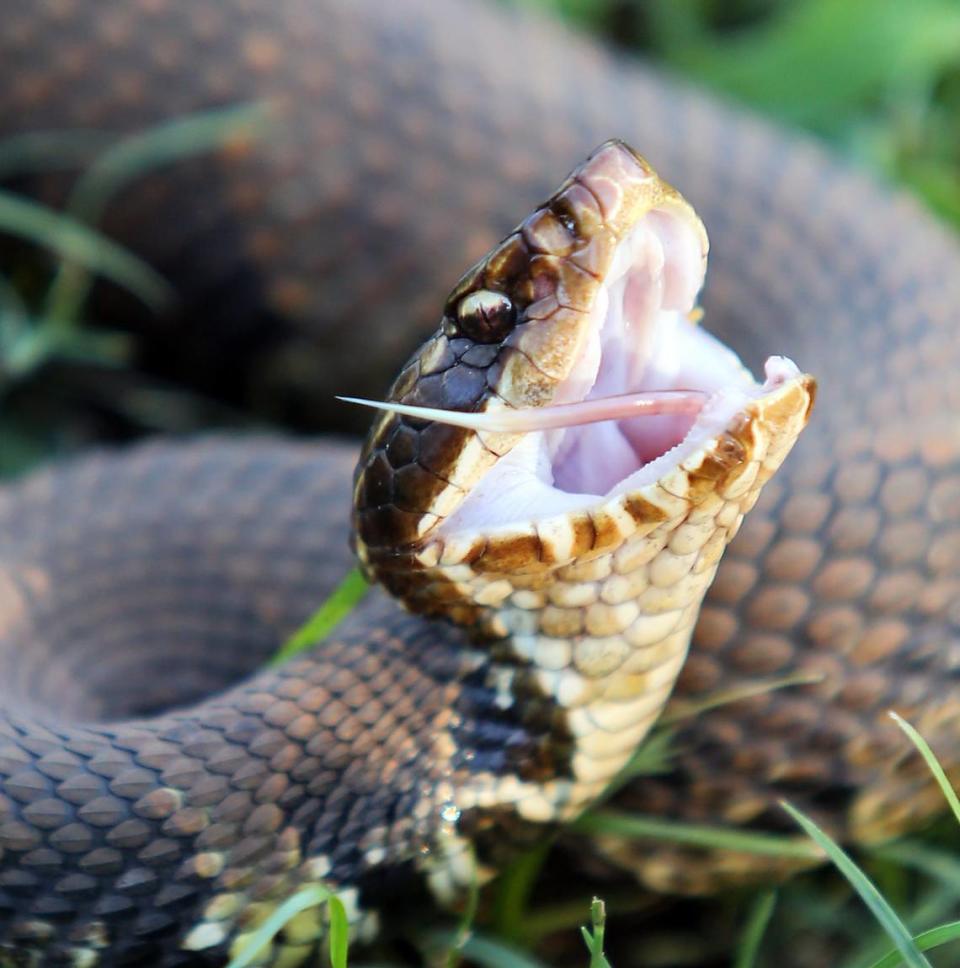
341,202,800,537
429,207,798,534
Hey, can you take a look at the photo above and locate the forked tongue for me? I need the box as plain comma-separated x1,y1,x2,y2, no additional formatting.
337,389,708,434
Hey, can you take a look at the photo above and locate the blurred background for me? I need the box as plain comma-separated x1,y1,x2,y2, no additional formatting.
527,0,960,230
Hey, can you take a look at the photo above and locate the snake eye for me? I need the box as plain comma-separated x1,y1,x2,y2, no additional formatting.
455,289,516,343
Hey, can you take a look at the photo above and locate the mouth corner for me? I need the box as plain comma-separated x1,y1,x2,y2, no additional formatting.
351,144,815,555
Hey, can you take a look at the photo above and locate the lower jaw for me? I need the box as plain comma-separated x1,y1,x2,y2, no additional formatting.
431,355,801,537
549,355,801,499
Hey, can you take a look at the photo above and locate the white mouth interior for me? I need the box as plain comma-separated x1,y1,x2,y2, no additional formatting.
438,209,799,536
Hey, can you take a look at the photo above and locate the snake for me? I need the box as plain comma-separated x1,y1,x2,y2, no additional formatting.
1,0,960,964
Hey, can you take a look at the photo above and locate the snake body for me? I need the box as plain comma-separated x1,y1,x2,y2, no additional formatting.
1,0,960,963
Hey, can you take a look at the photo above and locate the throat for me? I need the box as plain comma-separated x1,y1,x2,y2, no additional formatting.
551,419,688,494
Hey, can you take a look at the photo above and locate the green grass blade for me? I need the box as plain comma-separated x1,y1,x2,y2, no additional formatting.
876,841,960,892
328,895,350,968
900,159,960,226
781,802,932,968
0,416,50,477
520,892,660,945
866,920,960,968
271,569,369,665
0,275,29,350
574,810,822,861
447,861,480,968
492,841,552,942
841,884,960,968
65,102,270,224
0,189,172,310
658,0,960,127
226,885,333,968
660,672,825,726
580,898,612,968
599,728,676,797
888,712,960,826
425,931,548,968
734,891,777,968
0,130,115,179
1,325,130,382
597,674,823,800
443,850,481,968
43,102,270,326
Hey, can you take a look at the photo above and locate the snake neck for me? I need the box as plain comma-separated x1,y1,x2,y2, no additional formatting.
361,494,749,872
367,396,811,805
347,373,813,912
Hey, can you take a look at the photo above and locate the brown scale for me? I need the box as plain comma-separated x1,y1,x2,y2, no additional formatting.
0,443,539,964
352,144,660,605
0,0,959,960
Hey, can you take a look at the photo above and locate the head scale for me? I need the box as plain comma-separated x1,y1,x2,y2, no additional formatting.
351,140,814,636
353,142,702,593
349,140,815,813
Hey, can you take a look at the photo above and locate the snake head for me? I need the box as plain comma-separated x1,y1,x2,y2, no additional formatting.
351,141,816,633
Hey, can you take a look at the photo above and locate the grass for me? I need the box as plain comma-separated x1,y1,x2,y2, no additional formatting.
224,885,350,968
220,667,960,968
780,803,932,968
4,1,959,476
514,0,960,228
0,103,268,475
270,568,369,666
580,899,611,968
253,573,960,967
572,810,822,861
735,891,778,968
2,0,957,470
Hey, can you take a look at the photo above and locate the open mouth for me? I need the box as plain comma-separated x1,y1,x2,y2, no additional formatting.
343,197,801,536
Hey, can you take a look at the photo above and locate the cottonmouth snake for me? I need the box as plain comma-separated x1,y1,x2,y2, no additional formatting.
2,0,960,964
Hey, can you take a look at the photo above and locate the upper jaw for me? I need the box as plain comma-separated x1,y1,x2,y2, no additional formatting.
435,185,809,540
350,140,815,631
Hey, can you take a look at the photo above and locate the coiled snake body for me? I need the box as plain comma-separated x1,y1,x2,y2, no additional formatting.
1,0,960,964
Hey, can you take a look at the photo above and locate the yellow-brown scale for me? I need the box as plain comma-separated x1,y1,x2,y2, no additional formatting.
353,142,814,898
